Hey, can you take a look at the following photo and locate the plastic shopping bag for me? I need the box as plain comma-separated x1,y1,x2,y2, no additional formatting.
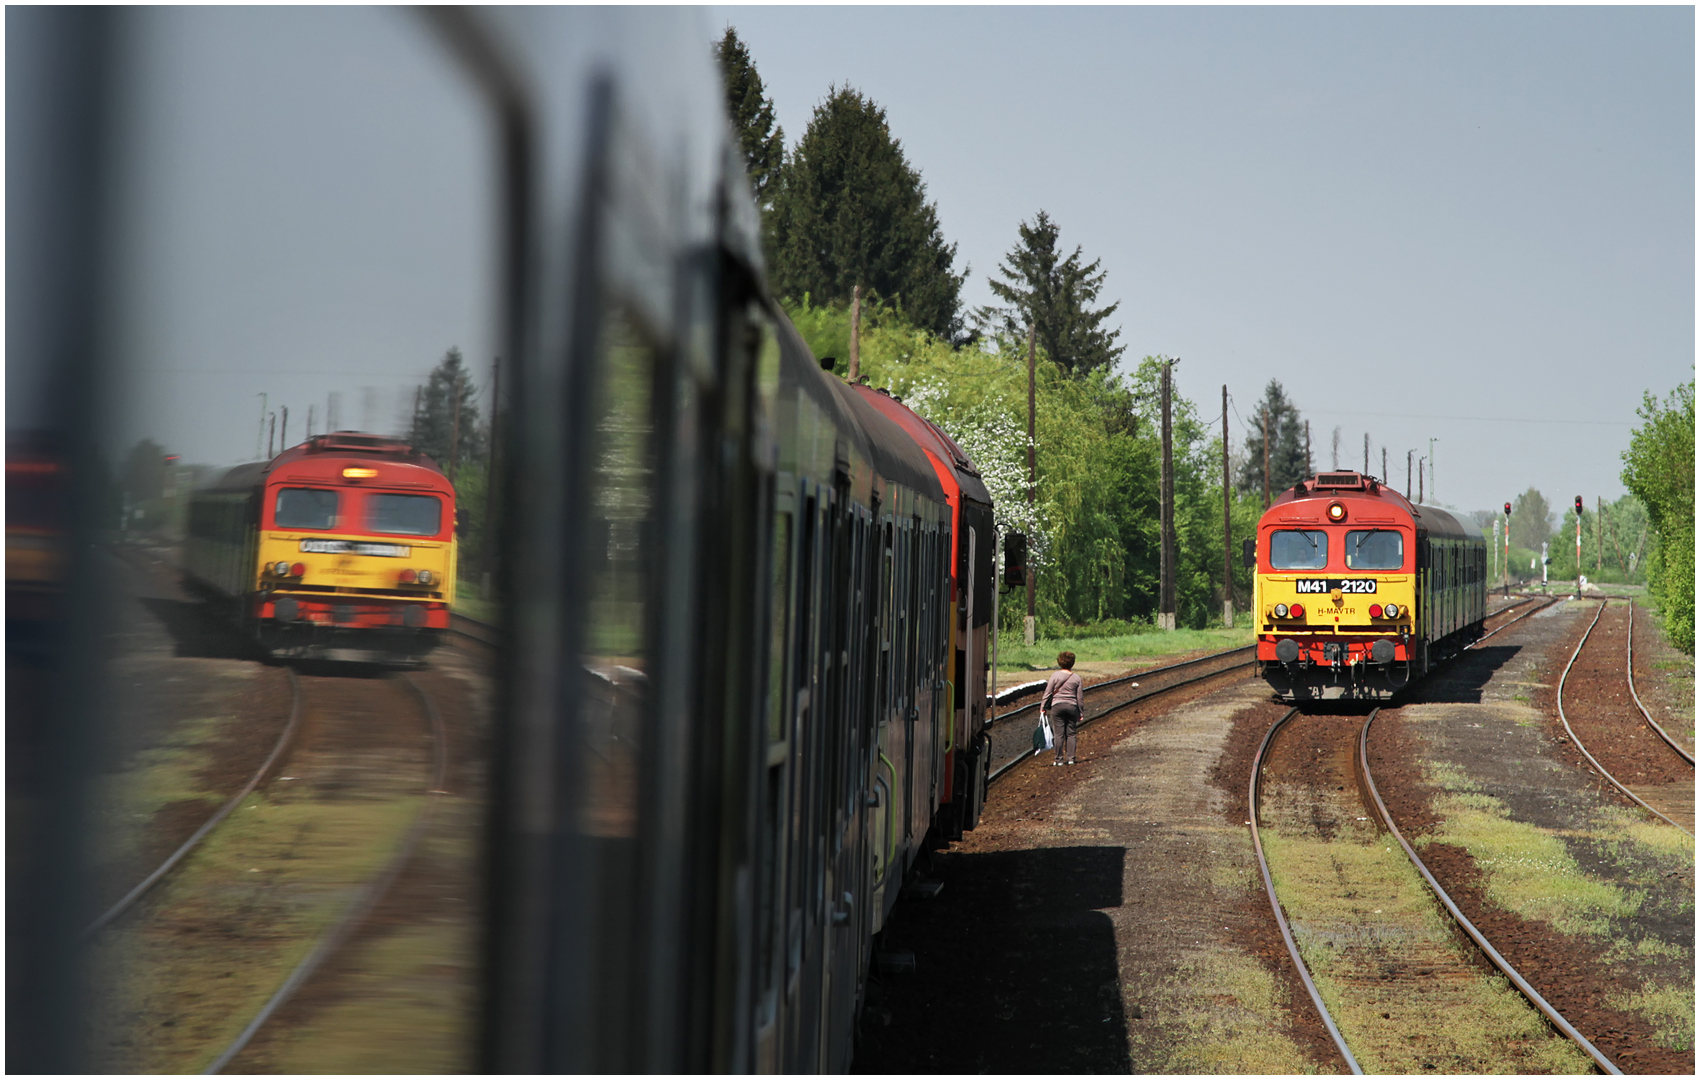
1040,712,1055,750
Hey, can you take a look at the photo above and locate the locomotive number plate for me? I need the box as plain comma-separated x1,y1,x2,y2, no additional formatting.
298,539,412,558
1294,578,1377,594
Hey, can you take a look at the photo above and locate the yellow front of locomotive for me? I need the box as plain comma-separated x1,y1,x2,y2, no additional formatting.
1254,477,1417,699
252,460,456,656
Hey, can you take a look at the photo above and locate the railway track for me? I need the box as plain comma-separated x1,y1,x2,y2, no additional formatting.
1250,705,1621,1074
1555,600,1694,836
88,667,448,1073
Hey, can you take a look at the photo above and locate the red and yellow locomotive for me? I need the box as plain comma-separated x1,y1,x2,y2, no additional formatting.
185,432,456,661
1252,470,1485,700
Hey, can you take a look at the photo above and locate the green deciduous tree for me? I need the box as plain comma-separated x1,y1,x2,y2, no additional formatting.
409,347,486,480
1236,380,1308,499
979,211,1124,377
1509,487,1556,561
1622,380,1694,652
769,86,965,341
713,27,784,209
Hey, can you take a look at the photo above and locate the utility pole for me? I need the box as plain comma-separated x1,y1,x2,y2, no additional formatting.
1407,450,1413,499
1304,420,1311,476
267,412,276,459
1025,324,1037,645
1417,458,1423,503
1381,447,1386,483
1363,432,1369,475
1261,409,1271,507
1595,496,1602,573
849,284,862,382
1159,359,1176,630
307,404,315,439
1222,384,1233,629
280,405,289,451
1428,437,1436,501
256,392,268,459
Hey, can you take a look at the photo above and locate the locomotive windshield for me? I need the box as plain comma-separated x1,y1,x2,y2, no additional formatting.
1345,529,1403,570
274,487,338,530
1269,529,1327,570
369,493,442,536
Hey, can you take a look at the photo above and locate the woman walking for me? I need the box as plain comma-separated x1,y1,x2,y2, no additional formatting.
1042,651,1084,765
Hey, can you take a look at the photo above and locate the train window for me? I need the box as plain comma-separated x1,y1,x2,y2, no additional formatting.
1269,529,1327,570
273,487,339,530
367,493,442,536
767,511,793,745
1344,530,1402,570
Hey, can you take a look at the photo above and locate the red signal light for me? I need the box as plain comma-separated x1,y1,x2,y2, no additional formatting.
399,569,417,584
1504,502,1511,515
1369,603,1383,618
1575,496,1584,515
290,563,305,577
1289,603,1305,618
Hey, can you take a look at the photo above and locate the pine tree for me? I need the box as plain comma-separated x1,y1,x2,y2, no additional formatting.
768,85,965,342
713,27,784,209
1236,380,1307,497
980,211,1124,377
409,347,485,480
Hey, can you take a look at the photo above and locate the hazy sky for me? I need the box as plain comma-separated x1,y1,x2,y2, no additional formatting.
712,5,1693,515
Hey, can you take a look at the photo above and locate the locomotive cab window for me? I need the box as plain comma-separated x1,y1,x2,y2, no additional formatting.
274,487,339,530
368,493,442,536
1269,529,1327,570
1344,529,1403,570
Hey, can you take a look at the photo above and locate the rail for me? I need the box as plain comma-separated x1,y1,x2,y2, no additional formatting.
1357,709,1623,1075
1249,707,1362,1074
1625,599,1694,766
1555,602,1692,837
204,674,450,1073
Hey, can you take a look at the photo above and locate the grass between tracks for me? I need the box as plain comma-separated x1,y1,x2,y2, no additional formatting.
90,790,421,1072
1418,761,1696,1052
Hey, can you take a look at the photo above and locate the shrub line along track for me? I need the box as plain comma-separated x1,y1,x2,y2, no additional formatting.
1555,601,1693,837
986,646,1256,783
203,673,449,1074
1626,599,1695,766
84,668,307,938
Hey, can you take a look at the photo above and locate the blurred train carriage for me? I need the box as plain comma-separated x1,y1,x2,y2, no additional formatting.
184,433,456,661
9,7,1001,1074
1252,470,1487,700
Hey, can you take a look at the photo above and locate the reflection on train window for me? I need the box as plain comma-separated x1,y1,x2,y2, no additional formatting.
578,306,657,839
368,493,441,536
274,487,338,529
1344,529,1402,570
1269,529,1327,570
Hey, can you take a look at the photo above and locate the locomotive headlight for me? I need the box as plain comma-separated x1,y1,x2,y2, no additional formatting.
1383,603,1400,619
1326,501,1347,522
1274,603,1289,618
1369,604,1383,618
274,561,290,576
417,569,434,585
1289,603,1304,618
290,562,305,577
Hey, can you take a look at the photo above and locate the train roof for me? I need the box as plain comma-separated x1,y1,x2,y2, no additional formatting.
201,434,446,495
1263,470,1479,543
771,308,944,505
849,385,992,508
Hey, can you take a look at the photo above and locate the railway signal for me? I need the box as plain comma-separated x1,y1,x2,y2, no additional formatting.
1503,502,1511,596
1574,496,1584,599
